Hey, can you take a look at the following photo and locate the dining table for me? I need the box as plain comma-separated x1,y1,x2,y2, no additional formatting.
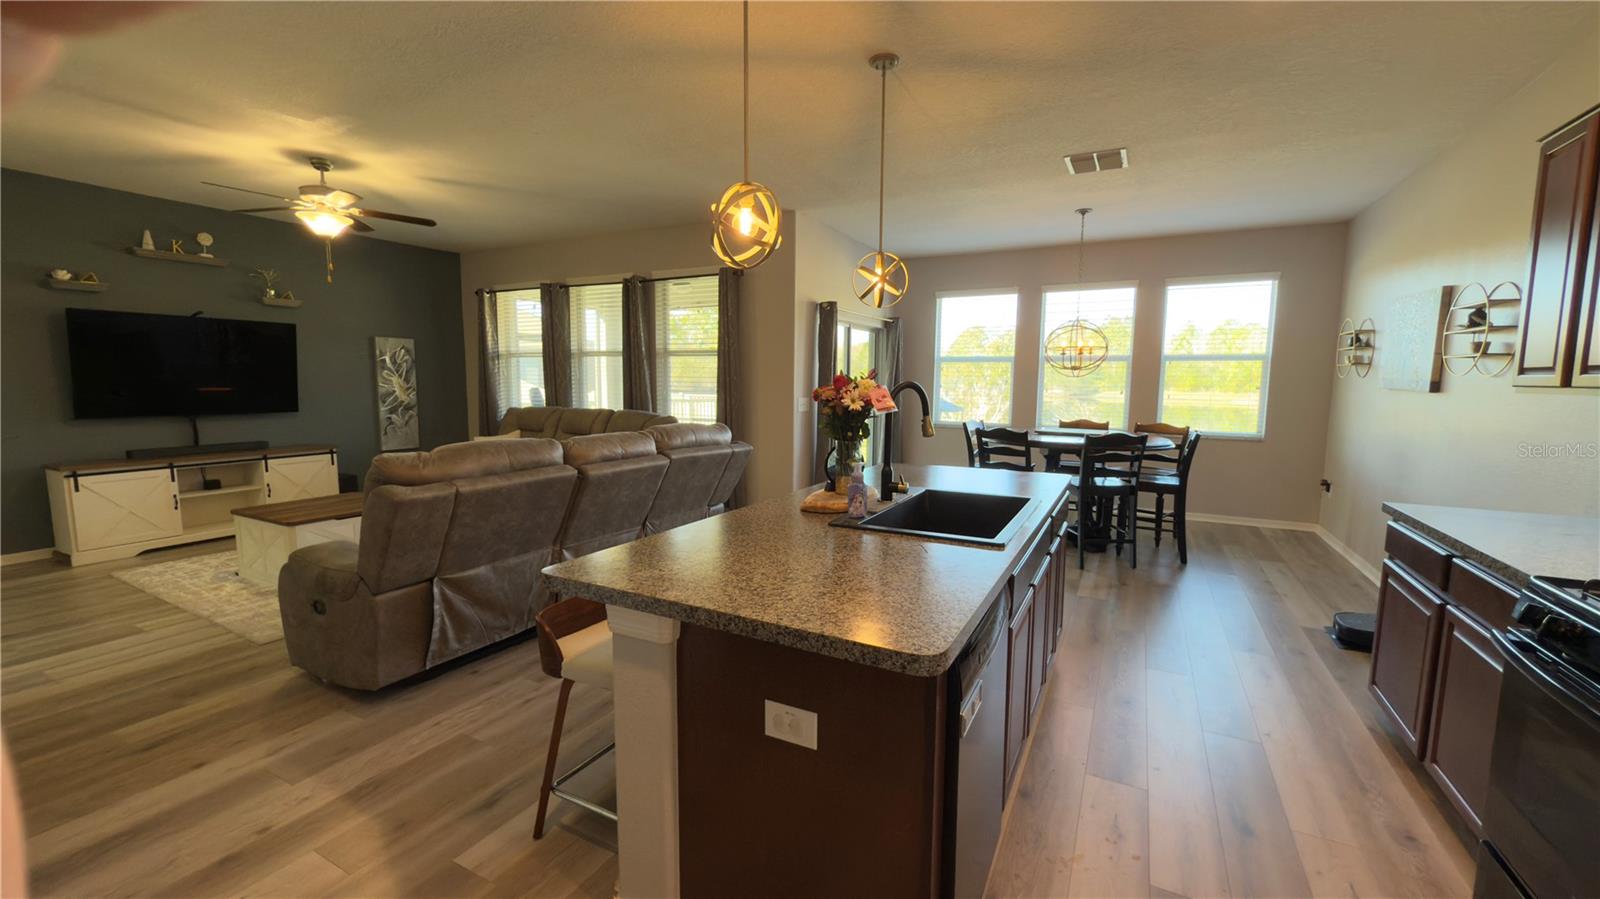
1013,427,1179,552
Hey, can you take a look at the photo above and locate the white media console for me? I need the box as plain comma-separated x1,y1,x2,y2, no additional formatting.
44,445,339,566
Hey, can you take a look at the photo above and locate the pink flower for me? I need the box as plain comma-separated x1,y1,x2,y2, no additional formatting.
833,373,851,392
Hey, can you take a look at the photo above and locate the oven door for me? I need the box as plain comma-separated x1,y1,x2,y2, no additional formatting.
1479,629,1600,899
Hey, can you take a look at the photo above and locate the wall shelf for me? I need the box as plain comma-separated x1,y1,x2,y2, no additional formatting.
43,279,107,292
128,246,228,267
1442,282,1522,377
1336,317,1375,379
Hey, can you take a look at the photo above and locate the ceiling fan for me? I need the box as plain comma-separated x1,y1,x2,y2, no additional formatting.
202,156,438,283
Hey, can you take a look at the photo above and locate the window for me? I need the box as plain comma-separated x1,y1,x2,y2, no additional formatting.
491,288,545,408
655,275,719,423
1038,285,1136,427
933,291,1018,425
835,317,885,465
1158,277,1277,436
570,283,624,409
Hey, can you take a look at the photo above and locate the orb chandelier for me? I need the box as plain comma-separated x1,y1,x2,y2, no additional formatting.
854,52,908,309
1044,208,1109,377
710,0,781,270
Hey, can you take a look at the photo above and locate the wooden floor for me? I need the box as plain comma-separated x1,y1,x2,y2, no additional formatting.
0,524,1477,898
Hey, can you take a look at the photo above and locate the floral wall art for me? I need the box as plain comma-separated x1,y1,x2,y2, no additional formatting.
373,336,420,450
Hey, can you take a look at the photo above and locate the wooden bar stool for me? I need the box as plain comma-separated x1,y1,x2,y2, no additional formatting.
533,597,617,839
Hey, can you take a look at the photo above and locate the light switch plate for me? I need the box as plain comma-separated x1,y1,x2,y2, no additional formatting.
796,396,810,414
763,699,818,750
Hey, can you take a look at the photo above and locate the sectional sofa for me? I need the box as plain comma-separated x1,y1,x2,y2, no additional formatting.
277,422,751,690
495,405,677,439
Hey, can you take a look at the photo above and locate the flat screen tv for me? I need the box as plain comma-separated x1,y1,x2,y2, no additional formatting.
65,308,299,418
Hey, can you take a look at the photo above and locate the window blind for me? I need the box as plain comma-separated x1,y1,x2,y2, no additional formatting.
492,288,545,409
1039,286,1136,427
654,275,719,423
570,283,624,409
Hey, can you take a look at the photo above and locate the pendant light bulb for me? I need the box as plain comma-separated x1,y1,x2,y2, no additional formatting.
711,0,781,269
853,52,908,309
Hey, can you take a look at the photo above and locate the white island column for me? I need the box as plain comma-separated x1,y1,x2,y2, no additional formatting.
605,606,682,899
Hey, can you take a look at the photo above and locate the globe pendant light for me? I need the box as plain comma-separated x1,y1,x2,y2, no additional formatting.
853,52,908,309
710,0,781,269
1044,208,1110,377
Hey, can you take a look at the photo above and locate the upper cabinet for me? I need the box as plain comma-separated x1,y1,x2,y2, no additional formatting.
1515,106,1599,388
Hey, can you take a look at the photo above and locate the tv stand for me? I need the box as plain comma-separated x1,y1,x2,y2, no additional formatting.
44,444,340,566
126,440,271,460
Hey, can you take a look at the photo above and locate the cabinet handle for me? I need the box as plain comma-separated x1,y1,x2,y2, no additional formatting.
266,484,272,499
172,495,178,510
960,679,983,738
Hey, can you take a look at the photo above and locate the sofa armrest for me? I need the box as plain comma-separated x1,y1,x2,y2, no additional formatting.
279,540,363,607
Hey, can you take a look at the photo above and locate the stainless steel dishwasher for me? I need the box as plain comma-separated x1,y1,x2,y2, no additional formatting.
942,595,1008,898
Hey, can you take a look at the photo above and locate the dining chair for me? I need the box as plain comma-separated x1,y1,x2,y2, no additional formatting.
1137,431,1202,564
974,425,1035,471
1050,419,1110,474
960,420,981,467
1068,432,1147,570
1133,421,1190,471
532,597,617,839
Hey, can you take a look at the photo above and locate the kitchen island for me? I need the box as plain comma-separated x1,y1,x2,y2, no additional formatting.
543,464,1074,898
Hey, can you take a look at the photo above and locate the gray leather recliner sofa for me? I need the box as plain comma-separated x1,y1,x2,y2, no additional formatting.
277,423,751,690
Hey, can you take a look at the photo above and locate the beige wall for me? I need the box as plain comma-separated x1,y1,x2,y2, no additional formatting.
1320,36,1600,571
896,223,1350,523
457,218,799,504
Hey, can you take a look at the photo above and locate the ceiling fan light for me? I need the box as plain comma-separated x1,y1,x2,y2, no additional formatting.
296,209,353,238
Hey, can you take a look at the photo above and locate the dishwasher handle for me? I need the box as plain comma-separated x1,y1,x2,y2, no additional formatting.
959,679,984,739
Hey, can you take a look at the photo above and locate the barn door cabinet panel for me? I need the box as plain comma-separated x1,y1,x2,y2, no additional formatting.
1369,559,1447,757
1516,106,1600,388
264,452,340,502
1423,605,1505,836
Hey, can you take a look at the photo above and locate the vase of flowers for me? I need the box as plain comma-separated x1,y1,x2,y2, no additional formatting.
812,370,896,493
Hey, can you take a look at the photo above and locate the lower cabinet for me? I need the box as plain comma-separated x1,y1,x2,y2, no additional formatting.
265,452,340,502
65,468,181,551
1423,606,1504,835
1369,560,1446,755
1004,585,1034,791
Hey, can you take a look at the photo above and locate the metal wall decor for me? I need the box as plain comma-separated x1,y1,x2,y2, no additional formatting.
1442,281,1522,376
1336,317,1375,378
853,52,908,308
1043,208,1109,377
710,0,782,270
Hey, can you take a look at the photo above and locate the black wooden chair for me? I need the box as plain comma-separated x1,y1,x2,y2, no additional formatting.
960,420,981,467
1136,430,1202,564
974,424,1035,471
1068,432,1147,569
1050,418,1110,475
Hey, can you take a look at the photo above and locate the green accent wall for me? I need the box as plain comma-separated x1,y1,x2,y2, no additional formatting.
0,169,465,554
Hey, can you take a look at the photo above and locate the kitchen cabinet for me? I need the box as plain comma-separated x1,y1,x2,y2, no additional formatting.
1515,105,1599,388
1005,584,1034,792
1369,559,1446,756
1423,605,1504,835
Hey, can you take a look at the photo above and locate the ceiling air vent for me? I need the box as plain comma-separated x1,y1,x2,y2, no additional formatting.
1063,147,1129,175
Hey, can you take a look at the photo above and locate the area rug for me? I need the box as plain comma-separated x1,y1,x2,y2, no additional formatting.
113,551,283,644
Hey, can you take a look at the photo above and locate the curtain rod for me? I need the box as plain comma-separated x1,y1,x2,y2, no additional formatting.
484,271,720,294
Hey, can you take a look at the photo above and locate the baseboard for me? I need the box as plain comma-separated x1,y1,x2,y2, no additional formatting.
1313,525,1381,586
1183,512,1381,586
1,548,55,566
1185,512,1320,532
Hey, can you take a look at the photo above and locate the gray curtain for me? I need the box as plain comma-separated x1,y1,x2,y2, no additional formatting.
812,301,839,484
477,289,503,435
539,282,570,408
716,268,744,507
621,276,656,411
884,316,905,462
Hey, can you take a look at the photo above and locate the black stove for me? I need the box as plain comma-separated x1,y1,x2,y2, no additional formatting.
1473,576,1600,899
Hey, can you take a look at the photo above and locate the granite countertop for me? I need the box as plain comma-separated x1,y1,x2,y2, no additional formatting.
543,464,1071,676
1383,502,1600,586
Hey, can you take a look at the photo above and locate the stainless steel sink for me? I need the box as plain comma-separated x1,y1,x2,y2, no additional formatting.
834,489,1033,546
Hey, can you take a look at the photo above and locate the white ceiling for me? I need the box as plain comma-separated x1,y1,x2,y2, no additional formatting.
2,2,1593,255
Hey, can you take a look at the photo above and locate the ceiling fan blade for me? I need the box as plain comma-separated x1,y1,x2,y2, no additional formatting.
355,209,437,227
231,206,295,213
201,180,296,203
350,218,375,233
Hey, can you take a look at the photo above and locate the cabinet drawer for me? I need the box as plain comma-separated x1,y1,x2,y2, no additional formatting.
1446,559,1520,631
1010,527,1050,612
1384,522,1453,589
